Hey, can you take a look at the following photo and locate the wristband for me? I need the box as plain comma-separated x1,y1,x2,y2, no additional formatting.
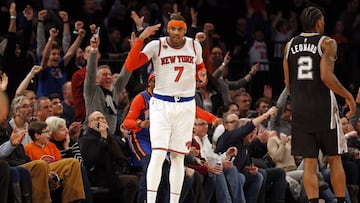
10,16,16,19
63,21,69,24
38,19,44,22
249,72,254,76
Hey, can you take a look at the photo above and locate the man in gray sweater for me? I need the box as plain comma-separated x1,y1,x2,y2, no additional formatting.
84,31,132,134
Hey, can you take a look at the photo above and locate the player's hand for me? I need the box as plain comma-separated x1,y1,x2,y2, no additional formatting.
138,24,161,40
345,97,356,119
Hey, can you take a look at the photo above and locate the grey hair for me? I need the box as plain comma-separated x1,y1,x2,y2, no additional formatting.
10,96,27,117
96,64,111,77
45,116,66,133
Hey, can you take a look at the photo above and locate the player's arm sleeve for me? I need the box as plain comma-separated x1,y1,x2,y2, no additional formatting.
125,40,149,71
123,94,146,132
196,106,216,123
194,40,206,80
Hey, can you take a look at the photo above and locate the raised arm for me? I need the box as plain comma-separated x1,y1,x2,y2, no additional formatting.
0,73,9,124
63,28,86,66
320,37,356,118
40,28,58,68
124,24,161,71
36,9,47,57
15,65,42,98
59,11,71,53
283,43,290,95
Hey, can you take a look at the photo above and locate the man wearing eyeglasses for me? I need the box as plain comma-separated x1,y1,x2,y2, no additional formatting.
8,96,33,145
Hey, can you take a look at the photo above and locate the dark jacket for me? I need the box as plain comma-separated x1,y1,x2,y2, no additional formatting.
215,121,255,171
78,128,131,188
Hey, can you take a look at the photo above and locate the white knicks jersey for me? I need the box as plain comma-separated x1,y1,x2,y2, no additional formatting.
142,36,203,97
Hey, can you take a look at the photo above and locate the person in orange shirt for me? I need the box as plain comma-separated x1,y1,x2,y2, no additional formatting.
24,121,85,203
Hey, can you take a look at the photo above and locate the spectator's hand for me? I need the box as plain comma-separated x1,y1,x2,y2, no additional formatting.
89,23,96,34
223,51,231,65
68,121,82,140
0,73,8,92
30,65,42,75
279,132,289,142
354,149,360,159
74,21,84,32
222,159,233,169
171,3,181,16
130,11,144,30
244,164,259,175
189,146,200,157
208,163,222,175
225,146,238,158
185,167,195,177
190,7,198,26
356,87,360,103
90,31,100,49
78,28,86,38
250,63,259,75
10,126,25,146
63,131,70,150
263,85,272,99
58,11,68,22
258,129,270,143
128,32,137,48
38,9,47,20
195,32,206,42
48,172,62,190
98,121,108,138
9,2,16,17
23,5,33,20
345,131,358,139
265,106,277,117
138,24,161,40
49,28,59,38
119,123,129,139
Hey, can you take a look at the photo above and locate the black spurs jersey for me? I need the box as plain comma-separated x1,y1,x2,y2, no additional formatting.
286,33,334,131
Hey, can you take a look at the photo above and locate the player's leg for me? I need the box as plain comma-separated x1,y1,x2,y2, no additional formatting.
169,152,185,203
327,155,346,201
303,158,319,201
147,98,172,203
146,149,167,203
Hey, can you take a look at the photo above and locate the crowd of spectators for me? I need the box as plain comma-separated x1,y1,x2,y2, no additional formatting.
0,0,359,202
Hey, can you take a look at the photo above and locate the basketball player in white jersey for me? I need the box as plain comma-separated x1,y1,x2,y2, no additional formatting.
125,14,206,203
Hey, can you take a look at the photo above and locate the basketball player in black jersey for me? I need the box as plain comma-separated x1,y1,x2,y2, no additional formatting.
283,6,356,203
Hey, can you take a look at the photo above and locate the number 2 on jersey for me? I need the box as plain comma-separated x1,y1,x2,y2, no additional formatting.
297,56,313,80
174,66,184,82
